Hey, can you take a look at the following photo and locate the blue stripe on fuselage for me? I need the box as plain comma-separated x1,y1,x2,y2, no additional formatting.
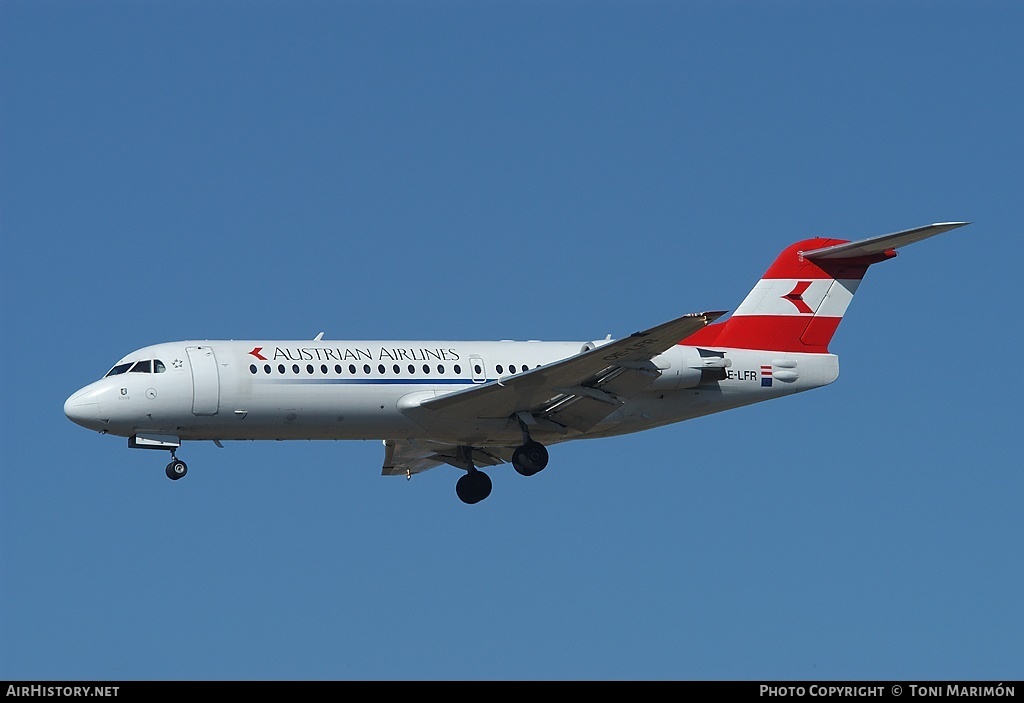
255,378,477,386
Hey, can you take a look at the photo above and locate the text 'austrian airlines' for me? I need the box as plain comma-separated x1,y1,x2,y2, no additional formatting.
65,222,969,503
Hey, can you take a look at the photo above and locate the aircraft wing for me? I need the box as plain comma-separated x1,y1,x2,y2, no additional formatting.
417,310,726,436
382,439,514,476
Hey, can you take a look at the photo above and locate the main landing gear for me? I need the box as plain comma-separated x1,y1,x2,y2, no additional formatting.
165,450,188,481
456,467,492,505
455,446,492,505
455,423,551,504
512,417,549,477
512,441,548,477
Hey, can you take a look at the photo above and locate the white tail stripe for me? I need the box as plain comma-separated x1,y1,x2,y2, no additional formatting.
732,278,861,317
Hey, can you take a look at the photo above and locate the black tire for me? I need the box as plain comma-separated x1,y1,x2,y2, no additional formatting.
165,460,188,481
456,471,492,504
512,441,549,476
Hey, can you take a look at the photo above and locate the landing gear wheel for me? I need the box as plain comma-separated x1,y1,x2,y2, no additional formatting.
165,459,188,481
512,441,549,477
456,471,492,504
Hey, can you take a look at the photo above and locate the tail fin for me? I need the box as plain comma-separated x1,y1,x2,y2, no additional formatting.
684,222,969,353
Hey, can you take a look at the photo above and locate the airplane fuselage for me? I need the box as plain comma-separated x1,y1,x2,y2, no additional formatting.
65,338,838,447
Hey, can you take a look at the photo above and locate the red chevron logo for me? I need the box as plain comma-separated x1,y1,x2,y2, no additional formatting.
248,347,267,360
782,281,814,314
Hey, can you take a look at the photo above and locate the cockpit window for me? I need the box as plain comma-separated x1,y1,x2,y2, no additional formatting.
105,362,133,377
106,359,165,377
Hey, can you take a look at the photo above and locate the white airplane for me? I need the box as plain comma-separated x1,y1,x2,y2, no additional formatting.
65,222,968,503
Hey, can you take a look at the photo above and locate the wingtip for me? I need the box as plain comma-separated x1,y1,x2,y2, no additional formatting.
683,311,728,325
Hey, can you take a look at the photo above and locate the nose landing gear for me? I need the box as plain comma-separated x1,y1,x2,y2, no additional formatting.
165,451,188,481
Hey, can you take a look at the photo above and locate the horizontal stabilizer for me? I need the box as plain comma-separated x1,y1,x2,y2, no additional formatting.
802,222,969,261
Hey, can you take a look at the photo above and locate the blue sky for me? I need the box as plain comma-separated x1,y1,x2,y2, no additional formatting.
2,0,1021,681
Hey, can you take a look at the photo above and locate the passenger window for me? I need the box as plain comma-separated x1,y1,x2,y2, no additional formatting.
408,364,416,374
496,364,504,374
454,364,462,374
393,364,401,374
335,364,342,374
278,364,286,374
422,364,430,374
292,364,300,374
154,360,166,373
321,364,328,374
264,364,272,374
363,364,371,374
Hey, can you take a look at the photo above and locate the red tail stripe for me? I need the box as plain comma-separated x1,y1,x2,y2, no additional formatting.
682,316,841,354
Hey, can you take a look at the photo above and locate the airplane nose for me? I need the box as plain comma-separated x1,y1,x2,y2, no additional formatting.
64,392,100,428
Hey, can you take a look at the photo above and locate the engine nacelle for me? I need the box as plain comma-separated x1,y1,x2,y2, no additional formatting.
651,345,734,389
580,337,615,354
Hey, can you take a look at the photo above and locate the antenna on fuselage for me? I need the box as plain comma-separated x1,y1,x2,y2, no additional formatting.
314,332,324,341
